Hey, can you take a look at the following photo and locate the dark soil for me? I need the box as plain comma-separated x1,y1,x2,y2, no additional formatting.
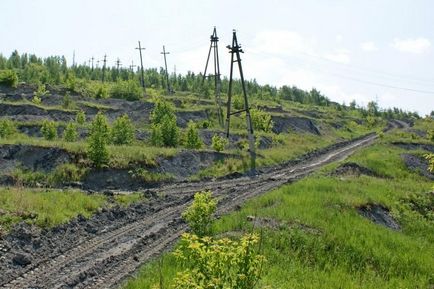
358,203,400,230
392,142,434,153
401,153,434,180
0,103,76,122
0,144,73,173
332,162,383,178
271,115,320,135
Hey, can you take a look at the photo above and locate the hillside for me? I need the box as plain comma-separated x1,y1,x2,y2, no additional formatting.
0,54,433,288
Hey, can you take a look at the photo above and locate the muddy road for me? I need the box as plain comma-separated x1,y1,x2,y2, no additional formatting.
0,133,377,289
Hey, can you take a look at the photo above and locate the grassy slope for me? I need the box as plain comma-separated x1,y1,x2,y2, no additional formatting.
123,126,434,288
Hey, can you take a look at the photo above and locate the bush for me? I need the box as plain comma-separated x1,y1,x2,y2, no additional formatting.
184,121,202,149
211,134,228,152
49,163,86,185
160,114,179,147
0,69,18,88
110,79,143,101
150,99,179,147
87,112,110,168
41,120,57,140
64,122,78,142
182,191,217,237
250,108,273,132
62,93,73,109
233,94,244,110
111,114,135,145
173,233,265,288
76,110,86,125
0,119,16,138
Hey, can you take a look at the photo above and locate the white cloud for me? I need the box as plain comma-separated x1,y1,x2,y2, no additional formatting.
251,30,317,56
361,41,378,52
391,37,431,54
324,49,350,64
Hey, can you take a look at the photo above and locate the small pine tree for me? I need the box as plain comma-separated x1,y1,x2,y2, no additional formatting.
111,114,135,145
64,122,78,142
0,119,16,138
211,134,228,152
41,120,57,140
184,121,202,149
76,110,86,125
160,114,179,147
150,124,163,147
87,112,110,168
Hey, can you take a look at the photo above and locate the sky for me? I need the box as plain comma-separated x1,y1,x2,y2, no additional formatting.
1,0,433,115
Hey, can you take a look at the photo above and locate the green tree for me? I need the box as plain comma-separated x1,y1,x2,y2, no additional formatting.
211,134,228,152
76,110,86,125
111,114,135,145
150,99,179,147
110,79,143,101
41,120,57,140
0,69,18,88
250,108,273,132
87,112,110,168
64,122,78,142
182,191,217,237
0,119,16,138
184,121,202,149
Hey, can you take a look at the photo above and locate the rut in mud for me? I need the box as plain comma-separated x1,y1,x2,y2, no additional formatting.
0,133,377,289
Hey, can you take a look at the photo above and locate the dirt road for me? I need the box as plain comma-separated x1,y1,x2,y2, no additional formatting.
0,133,377,289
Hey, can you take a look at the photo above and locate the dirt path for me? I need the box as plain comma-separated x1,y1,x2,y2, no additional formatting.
0,133,377,289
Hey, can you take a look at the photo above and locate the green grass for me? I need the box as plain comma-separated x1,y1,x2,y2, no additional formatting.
123,141,434,289
0,187,106,231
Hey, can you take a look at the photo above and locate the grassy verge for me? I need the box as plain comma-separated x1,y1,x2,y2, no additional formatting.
123,141,434,288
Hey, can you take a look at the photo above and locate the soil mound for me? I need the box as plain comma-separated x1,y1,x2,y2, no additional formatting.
271,115,320,135
401,154,434,180
358,203,400,230
332,162,381,177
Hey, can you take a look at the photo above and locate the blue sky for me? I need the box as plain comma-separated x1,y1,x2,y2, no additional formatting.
1,0,433,115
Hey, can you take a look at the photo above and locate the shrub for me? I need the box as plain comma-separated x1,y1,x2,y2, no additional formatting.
76,110,86,125
0,69,18,88
182,191,217,237
150,124,163,147
173,233,265,288
233,94,244,110
160,114,179,147
49,163,86,185
111,114,135,145
0,119,16,138
41,120,57,140
184,121,202,149
211,134,228,152
62,93,73,109
250,108,273,132
150,99,179,147
110,79,143,101
150,99,176,124
87,112,110,168
64,122,78,142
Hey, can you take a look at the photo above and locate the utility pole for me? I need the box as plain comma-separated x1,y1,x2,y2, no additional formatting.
129,60,136,72
96,60,100,69
203,27,223,126
161,45,172,95
115,58,121,73
135,41,146,91
102,55,107,82
72,50,76,67
225,30,256,171
91,57,94,71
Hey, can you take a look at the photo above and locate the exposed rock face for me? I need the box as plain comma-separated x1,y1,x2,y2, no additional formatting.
271,115,320,135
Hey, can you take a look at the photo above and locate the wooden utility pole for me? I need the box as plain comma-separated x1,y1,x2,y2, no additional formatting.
129,60,136,72
115,58,121,73
161,45,172,95
91,57,94,71
203,27,223,126
135,41,146,91
102,55,107,82
226,30,256,170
